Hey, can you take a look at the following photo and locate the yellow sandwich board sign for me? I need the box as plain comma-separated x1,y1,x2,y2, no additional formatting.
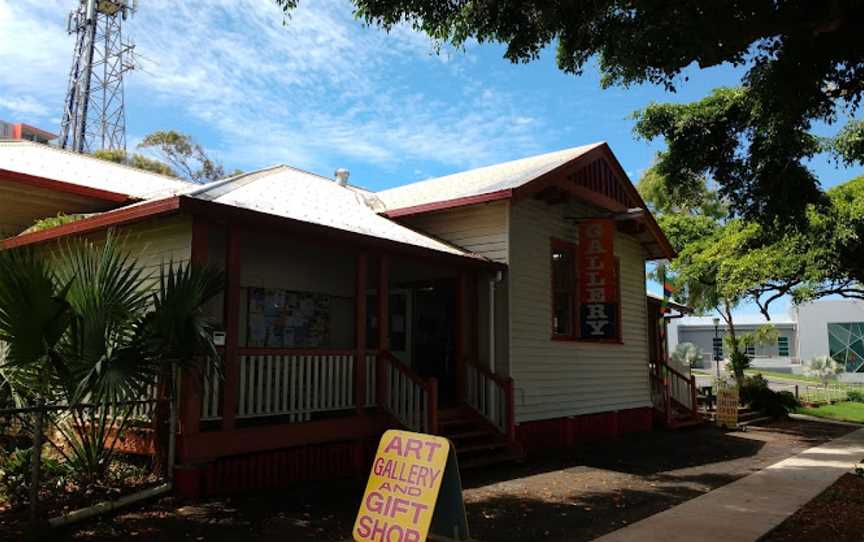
354,430,470,542
716,386,739,429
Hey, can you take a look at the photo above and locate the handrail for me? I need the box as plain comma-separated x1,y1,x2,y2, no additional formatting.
377,351,437,434
651,361,698,421
463,358,516,442
237,347,355,356
465,357,511,387
379,351,428,386
664,363,691,383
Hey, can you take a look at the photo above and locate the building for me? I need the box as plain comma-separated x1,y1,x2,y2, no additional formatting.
0,140,695,496
672,299,864,381
672,316,797,372
795,299,864,381
0,120,57,144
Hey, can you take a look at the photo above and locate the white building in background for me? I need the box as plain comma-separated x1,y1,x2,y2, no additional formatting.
672,315,797,373
795,300,864,382
670,299,864,381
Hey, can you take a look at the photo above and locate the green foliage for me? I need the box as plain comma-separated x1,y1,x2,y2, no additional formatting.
846,390,864,403
91,149,176,177
669,342,703,369
0,447,69,509
138,130,226,183
804,356,843,387
274,1,864,225
739,374,799,418
0,233,224,483
728,350,751,386
637,165,725,218
0,248,74,401
799,402,864,424
28,213,87,233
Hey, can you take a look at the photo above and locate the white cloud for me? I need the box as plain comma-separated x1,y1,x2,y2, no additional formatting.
0,0,550,182
0,96,51,118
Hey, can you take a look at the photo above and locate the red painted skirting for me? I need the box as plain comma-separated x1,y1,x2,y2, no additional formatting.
515,407,654,456
174,438,377,498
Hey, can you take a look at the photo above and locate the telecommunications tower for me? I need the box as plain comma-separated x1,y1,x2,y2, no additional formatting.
59,0,136,153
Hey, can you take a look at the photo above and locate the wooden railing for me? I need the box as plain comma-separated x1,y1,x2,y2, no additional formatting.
464,359,516,441
234,349,357,421
649,361,698,425
377,351,436,433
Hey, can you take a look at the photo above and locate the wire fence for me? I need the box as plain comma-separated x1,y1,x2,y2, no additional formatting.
0,396,165,528
766,381,864,404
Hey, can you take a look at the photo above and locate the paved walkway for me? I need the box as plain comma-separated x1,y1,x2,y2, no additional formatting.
593,427,864,542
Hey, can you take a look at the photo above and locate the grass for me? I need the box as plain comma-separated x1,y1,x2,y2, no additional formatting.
744,369,823,384
797,402,864,423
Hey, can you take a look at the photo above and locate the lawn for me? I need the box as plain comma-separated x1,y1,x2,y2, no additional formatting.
797,402,864,423
744,369,822,384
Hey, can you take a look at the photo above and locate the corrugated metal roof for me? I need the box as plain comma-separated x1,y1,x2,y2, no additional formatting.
186,165,482,259
375,143,604,212
0,140,195,199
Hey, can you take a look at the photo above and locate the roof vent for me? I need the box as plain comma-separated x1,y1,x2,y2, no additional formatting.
334,168,350,187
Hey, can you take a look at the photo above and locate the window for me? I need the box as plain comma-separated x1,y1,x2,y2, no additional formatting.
551,239,577,338
828,322,864,373
745,344,756,357
712,337,723,360
777,336,789,357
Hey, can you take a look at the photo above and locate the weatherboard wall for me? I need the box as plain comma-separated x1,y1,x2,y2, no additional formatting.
507,198,651,423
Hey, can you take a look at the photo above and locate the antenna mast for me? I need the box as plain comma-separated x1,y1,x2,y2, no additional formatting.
59,0,136,153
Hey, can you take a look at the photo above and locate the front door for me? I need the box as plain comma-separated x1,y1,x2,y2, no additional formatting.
412,280,457,407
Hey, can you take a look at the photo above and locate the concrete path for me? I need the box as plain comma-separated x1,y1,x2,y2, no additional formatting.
593,427,864,542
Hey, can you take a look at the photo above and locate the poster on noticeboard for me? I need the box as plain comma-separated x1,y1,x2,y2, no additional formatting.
246,287,330,348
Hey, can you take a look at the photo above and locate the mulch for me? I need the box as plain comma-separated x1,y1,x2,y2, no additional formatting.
760,472,864,542
11,418,853,542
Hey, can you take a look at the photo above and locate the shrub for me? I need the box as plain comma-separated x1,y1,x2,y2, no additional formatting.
739,374,800,418
804,355,843,386
848,390,864,403
0,447,69,509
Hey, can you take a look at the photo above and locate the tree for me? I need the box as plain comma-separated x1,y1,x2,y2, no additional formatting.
138,131,227,183
669,342,703,370
92,149,175,177
804,355,842,387
275,1,864,223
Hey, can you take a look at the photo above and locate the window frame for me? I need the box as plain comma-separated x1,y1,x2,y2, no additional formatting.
549,237,623,344
777,336,790,357
550,238,579,340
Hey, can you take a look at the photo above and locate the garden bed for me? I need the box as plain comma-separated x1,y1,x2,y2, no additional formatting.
761,472,864,541
1,453,162,541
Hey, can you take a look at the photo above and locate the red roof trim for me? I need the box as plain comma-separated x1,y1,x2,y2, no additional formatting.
1,196,181,249
381,189,513,218
0,168,131,203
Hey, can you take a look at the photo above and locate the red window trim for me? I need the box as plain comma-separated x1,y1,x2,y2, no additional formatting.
550,237,624,344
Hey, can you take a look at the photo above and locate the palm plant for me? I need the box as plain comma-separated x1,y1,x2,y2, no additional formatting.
0,231,224,484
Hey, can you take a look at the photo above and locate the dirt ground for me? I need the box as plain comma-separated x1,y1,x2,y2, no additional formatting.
761,472,864,542
15,419,851,542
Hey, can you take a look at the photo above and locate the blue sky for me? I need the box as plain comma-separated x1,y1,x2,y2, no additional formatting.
1,0,861,319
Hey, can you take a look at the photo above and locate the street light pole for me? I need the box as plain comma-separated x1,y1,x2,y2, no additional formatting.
713,317,721,381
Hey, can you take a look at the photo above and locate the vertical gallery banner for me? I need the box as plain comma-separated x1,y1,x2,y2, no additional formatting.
578,219,619,340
